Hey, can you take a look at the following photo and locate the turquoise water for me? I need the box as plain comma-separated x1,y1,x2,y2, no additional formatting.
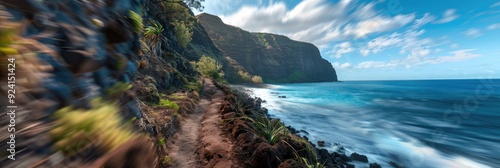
242,79,500,168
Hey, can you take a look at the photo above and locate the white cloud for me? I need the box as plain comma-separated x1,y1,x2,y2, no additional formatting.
355,61,397,69
487,23,500,30
434,9,459,24
332,62,353,69
450,43,459,48
220,0,415,47
413,13,436,28
354,49,480,69
422,49,480,64
332,42,354,58
360,30,433,58
463,28,482,37
345,14,415,38
491,2,500,8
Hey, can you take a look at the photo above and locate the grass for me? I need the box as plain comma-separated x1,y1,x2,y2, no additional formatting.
245,114,289,145
157,99,179,110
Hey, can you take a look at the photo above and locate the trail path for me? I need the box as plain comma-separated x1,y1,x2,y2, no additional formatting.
167,79,236,168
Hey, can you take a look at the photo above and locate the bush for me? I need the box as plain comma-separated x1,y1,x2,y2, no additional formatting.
173,21,193,47
238,71,263,83
144,21,164,45
51,99,137,155
238,71,252,82
195,55,224,80
251,75,263,83
245,115,289,145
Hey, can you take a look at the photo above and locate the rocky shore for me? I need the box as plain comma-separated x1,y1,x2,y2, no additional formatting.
217,82,384,168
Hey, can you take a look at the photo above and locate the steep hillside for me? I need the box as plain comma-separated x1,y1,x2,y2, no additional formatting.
197,13,338,83
183,18,247,83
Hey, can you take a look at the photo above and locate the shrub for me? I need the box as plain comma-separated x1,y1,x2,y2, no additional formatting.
51,99,137,155
237,71,263,83
157,99,179,110
129,10,143,33
245,115,289,145
251,75,263,83
173,21,193,47
238,71,252,82
144,21,164,45
195,55,224,80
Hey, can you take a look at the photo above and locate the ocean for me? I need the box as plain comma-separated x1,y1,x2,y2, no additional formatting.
240,79,500,168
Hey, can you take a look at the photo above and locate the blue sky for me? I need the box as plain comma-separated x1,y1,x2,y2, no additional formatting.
194,0,500,81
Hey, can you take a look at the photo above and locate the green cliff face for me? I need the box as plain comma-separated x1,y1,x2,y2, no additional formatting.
196,13,338,83
183,18,247,83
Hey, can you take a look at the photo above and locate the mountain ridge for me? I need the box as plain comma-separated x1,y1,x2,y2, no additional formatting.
196,13,338,83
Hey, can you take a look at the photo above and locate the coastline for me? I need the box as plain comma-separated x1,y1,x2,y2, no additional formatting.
222,82,386,168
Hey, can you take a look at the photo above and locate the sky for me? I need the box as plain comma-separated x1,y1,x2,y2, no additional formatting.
193,0,500,81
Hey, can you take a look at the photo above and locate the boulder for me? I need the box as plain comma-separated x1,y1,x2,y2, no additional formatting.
350,152,368,163
251,142,282,168
370,163,382,168
317,141,325,147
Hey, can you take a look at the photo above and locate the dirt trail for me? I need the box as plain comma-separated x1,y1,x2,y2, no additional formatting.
167,79,235,168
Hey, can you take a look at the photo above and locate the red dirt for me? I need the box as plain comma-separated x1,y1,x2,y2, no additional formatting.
167,79,238,168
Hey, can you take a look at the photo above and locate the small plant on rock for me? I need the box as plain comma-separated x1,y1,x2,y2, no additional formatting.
143,20,164,47
157,99,179,110
245,114,289,145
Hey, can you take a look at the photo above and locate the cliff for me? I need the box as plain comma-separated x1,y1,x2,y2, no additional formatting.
197,13,338,83
183,16,247,83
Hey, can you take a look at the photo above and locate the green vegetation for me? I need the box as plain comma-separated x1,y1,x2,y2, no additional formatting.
245,115,289,144
195,55,224,80
251,75,263,83
238,71,252,82
283,138,325,168
173,21,193,47
157,99,179,110
256,34,270,47
159,1,197,47
183,81,204,93
237,70,263,83
105,82,132,98
144,21,164,45
129,10,143,33
299,157,326,168
163,155,173,165
0,20,19,57
51,99,136,155
158,137,166,145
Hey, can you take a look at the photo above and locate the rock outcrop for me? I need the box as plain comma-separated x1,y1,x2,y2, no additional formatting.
197,13,338,83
